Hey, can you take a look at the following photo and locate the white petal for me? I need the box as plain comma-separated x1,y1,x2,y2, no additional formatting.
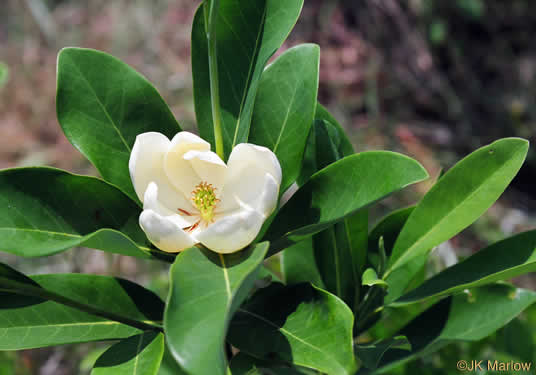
143,182,197,228
183,150,227,194
196,206,265,253
139,209,196,253
129,132,192,210
219,143,282,214
253,173,279,216
164,132,219,197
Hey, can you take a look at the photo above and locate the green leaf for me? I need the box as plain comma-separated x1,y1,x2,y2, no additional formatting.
0,266,164,350
249,44,319,192
0,62,8,88
56,47,181,202
229,354,263,375
296,115,368,311
228,283,357,375
265,152,428,255
29,273,165,324
281,237,325,288
385,138,529,302
80,348,108,373
497,318,536,363
0,167,158,259
314,216,367,311
355,336,411,370
365,300,439,345
393,230,536,305
0,262,37,287
92,332,164,375
362,268,388,288
343,209,369,288
314,103,354,157
0,295,140,350
229,353,313,375
164,242,269,375
286,117,366,311
192,0,304,159
372,284,536,373
158,344,187,375
298,107,355,186
368,206,415,257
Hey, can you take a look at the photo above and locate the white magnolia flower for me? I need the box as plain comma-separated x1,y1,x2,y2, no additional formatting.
129,131,282,254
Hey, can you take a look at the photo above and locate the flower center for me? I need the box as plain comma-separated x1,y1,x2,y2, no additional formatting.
191,182,219,223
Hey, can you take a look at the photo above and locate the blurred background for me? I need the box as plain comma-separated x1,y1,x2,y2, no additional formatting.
1,0,535,374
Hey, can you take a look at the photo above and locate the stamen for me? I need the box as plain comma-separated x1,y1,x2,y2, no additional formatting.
191,181,220,223
184,220,200,233
178,208,193,216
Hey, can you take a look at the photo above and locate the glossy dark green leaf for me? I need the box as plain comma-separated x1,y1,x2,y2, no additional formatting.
315,216,366,311
365,300,439,344
29,273,165,323
164,243,269,375
0,294,140,350
265,152,428,255
228,283,357,375
285,117,367,310
0,266,164,350
385,138,529,302
497,318,535,363
56,47,181,202
92,332,164,375
372,284,536,373
192,0,304,158
229,354,263,375
0,262,37,287
311,118,367,310
298,106,355,186
158,344,187,375
355,336,410,370
249,44,319,192
0,167,156,259
229,353,313,375
368,206,415,257
393,230,536,305
281,237,324,288
314,103,354,157
344,210,369,279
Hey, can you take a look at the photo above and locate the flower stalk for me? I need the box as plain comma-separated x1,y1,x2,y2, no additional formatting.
205,0,224,160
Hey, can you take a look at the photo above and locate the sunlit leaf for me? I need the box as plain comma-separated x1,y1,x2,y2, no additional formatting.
386,138,529,302
92,332,164,375
57,47,181,202
164,243,269,375
0,167,158,259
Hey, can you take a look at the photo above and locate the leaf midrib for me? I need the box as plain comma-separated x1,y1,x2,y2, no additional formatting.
0,227,81,238
0,320,123,329
396,261,536,305
237,308,347,374
219,254,232,304
329,229,342,298
272,76,299,154
0,280,161,332
65,53,131,152
388,151,522,273
133,332,145,375
0,227,152,252
231,7,267,149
